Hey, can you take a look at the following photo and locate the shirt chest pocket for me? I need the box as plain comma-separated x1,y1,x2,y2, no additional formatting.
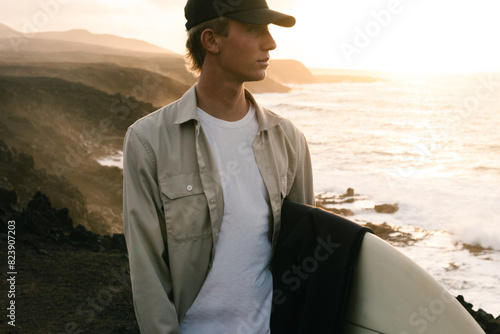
160,173,212,243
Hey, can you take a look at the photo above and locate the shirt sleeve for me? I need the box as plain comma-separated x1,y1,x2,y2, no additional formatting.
287,131,315,206
123,127,180,334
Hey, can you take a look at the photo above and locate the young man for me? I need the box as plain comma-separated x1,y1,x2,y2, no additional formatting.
123,0,314,332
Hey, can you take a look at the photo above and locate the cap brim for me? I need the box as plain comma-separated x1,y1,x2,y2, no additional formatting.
225,9,296,27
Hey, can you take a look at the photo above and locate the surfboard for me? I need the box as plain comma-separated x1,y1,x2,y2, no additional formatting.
343,233,485,334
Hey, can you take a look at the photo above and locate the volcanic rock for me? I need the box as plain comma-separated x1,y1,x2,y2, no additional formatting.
374,203,399,214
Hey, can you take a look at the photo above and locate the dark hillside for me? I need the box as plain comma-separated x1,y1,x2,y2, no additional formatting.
0,53,194,86
0,76,155,234
0,62,190,107
0,75,151,149
0,140,92,233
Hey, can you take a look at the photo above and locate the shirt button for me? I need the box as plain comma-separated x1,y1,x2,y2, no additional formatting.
187,185,193,192
211,199,216,204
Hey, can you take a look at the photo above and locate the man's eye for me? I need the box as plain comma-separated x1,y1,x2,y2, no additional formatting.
249,26,269,34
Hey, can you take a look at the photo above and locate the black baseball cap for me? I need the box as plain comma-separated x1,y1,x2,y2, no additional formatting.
185,0,296,30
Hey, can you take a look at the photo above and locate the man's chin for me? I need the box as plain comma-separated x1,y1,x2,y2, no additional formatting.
245,71,268,83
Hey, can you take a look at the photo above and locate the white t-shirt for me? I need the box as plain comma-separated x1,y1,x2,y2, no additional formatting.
179,105,273,334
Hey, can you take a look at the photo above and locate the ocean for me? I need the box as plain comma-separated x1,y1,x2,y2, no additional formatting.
100,74,500,316
254,74,500,316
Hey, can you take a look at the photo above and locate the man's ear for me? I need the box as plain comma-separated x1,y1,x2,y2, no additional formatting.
201,29,220,54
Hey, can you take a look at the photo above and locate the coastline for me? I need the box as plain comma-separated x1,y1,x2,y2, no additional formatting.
1,190,499,333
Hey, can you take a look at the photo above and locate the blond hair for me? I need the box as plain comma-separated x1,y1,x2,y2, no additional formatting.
185,17,230,76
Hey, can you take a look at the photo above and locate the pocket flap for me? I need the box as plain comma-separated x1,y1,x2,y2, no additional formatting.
160,173,204,199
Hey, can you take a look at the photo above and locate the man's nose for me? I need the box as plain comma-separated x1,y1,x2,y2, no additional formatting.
264,30,277,51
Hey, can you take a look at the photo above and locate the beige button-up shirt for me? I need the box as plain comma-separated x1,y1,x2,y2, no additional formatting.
123,85,315,333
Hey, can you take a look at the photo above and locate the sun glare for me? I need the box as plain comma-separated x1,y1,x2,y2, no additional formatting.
2,0,498,74
271,0,500,74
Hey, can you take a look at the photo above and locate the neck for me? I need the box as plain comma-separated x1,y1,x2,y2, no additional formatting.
195,70,250,122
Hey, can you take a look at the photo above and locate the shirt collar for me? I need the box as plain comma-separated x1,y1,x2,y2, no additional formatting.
174,84,282,131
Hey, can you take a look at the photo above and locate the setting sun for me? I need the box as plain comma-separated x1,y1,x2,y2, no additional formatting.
2,0,499,73
270,0,500,73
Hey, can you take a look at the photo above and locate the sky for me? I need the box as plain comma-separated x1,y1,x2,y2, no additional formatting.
1,0,500,74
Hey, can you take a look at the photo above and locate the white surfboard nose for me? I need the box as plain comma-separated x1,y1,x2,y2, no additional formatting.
344,233,485,334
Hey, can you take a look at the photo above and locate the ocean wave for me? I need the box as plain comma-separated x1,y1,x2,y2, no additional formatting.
272,102,335,113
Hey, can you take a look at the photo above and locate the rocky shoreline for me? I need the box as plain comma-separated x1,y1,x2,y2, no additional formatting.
1,190,499,333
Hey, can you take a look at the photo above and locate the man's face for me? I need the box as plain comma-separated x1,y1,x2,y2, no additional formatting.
216,19,277,83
